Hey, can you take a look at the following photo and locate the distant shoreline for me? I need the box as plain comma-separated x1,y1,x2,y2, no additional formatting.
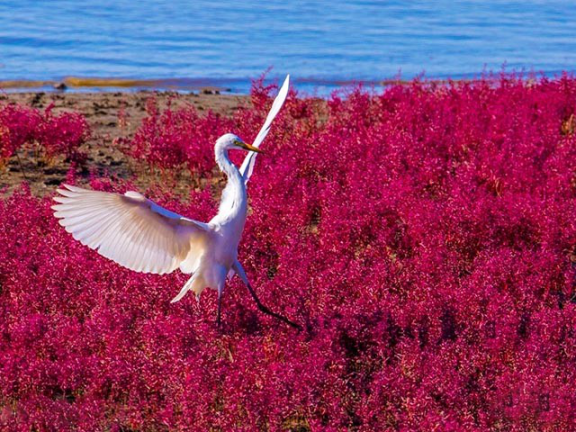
0,77,238,95
0,76,458,96
0,74,562,96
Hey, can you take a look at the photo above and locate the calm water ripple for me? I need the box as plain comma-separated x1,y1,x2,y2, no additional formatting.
0,0,575,92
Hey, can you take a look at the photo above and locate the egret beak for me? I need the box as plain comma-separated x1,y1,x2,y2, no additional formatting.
236,140,263,153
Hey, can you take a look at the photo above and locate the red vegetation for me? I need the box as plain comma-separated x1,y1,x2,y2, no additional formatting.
38,105,90,163
2,75,576,430
0,104,40,163
0,103,90,165
129,98,234,175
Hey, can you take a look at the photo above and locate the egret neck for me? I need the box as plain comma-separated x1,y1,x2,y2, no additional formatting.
212,137,249,244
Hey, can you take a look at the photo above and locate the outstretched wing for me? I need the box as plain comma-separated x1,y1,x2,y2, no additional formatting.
239,74,290,184
53,184,209,275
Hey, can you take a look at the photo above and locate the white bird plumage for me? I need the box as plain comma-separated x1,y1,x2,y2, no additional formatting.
52,75,299,328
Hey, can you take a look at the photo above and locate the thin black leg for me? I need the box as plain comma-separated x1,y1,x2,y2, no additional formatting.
217,293,222,327
245,282,301,330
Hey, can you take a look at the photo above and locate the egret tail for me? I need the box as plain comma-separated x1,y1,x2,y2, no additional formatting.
171,274,202,303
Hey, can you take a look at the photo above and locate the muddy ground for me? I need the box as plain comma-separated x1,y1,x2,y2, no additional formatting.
0,91,249,196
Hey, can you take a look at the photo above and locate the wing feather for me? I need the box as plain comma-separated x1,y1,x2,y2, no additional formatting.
239,74,290,184
53,185,209,275
125,215,149,269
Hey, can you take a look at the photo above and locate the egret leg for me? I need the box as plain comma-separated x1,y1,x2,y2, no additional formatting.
245,282,302,330
233,261,301,330
217,293,222,327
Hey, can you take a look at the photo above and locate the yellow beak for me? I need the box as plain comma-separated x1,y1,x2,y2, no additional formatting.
236,140,263,153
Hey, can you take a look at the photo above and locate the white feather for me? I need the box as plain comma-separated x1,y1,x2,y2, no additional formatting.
239,74,290,184
52,185,208,275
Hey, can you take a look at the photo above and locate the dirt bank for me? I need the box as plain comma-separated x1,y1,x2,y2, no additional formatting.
0,91,250,196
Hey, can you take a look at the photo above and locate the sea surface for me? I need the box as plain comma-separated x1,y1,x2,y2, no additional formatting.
0,0,575,93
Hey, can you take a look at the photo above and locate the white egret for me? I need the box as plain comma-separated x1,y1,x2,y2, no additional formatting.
52,75,299,329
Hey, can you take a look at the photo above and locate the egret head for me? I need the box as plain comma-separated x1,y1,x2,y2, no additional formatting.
216,133,262,153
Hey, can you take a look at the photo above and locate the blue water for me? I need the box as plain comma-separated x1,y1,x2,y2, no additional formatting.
1,0,575,92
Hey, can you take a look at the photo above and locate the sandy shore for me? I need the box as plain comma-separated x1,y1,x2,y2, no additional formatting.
0,91,249,196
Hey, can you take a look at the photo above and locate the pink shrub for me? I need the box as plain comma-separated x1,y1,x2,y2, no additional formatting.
0,104,41,163
130,98,233,175
0,103,90,165
3,75,576,429
37,105,90,162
